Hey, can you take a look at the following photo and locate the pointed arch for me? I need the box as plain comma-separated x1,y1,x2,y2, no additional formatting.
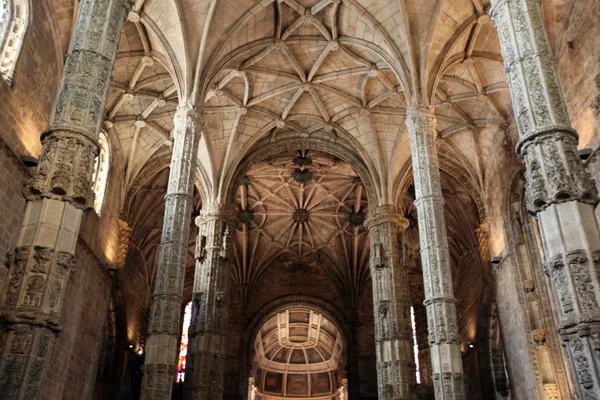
0,0,28,85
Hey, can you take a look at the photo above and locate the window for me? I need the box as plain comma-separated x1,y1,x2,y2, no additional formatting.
0,0,28,85
410,306,421,384
92,132,110,214
176,301,192,383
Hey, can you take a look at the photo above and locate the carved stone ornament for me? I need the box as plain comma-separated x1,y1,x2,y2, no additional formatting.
406,106,465,399
184,204,234,400
520,132,598,213
141,102,205,400
23,133,99,210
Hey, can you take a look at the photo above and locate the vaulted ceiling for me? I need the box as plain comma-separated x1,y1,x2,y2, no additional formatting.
233,150,370,303
252,308,345,399
41,0,586,360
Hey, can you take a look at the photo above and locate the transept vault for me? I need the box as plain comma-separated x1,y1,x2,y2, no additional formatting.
0,0,599,399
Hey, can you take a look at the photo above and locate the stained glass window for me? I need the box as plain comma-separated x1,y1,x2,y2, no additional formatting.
92,132,110,215
176,301,192,383
410,306,421,384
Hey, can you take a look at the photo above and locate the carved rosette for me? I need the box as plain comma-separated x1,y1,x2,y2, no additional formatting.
406,106,464,399
365,206,415,400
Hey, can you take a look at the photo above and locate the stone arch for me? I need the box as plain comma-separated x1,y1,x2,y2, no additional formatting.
394,152,487,224
224,133,381,208
241,295,353,398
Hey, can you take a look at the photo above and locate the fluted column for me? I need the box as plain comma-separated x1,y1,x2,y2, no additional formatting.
184,204,236,400
365,205,416,400
0,1,127,398
406,107,465,400
491,0,600,397
141,105,202,399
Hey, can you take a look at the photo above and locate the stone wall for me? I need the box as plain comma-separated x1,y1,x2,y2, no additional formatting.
43,239,112,400
0,1,126,398
0,0,62,274
543,0,600,149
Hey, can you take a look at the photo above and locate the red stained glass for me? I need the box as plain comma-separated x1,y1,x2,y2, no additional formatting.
410,306,421,384
176,302,192,382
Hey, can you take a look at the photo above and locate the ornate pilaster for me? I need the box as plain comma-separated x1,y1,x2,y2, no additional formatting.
184,204,236,400
140,105,202,400
0,1,127,399
406,107,465,400
365,205,416,400
491,0,600,398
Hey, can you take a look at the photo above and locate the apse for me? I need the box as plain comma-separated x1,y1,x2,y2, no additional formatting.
250,307,346,400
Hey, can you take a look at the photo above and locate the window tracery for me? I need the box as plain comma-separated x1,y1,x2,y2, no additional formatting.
0,0,28,85
176,301,192,383
92,131,110,215
410,306,421,384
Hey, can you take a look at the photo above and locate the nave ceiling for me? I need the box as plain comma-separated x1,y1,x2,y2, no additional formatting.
46,0,518,208
40,0,561,342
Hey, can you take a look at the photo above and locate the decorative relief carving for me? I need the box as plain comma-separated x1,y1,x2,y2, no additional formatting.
406,106,464,398
23,134,99,210
142,104,203,399
567,251,599,313
0,1,128,398
520,133,598,212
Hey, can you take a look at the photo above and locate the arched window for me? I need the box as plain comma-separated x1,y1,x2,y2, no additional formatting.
92,132,110,215
0,0,28,85
176,301,192,382
410,306,421,384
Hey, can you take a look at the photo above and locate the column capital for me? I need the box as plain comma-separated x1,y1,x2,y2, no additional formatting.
364,205,409,231
406,105,436,128
195,203,237,227
174,104,204,135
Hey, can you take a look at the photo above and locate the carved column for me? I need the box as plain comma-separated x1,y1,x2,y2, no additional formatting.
491,0,600,398
140,105,202,399
406,107,465,400
0,1,127,398
184,204,235,400
365,205,416,400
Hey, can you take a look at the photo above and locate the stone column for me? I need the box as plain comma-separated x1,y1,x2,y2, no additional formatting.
365,205,416,400
140,105,202,399
491,0,600,398
0,1,127,398
184,204,235,400
406,107,465,400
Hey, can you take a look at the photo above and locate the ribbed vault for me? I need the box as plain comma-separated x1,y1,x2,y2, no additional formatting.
233,149,370,303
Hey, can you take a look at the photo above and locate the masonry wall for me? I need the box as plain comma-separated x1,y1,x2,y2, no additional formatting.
543,0,600,149
0,1,126,399
43,239,112,400
0,0,62,273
